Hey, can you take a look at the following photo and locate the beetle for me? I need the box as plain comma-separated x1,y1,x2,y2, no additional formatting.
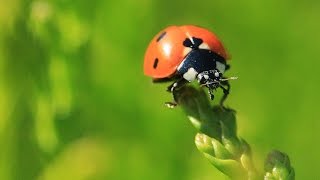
144,25,235,107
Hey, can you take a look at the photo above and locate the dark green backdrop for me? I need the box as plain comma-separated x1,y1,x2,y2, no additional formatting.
0,0,319,179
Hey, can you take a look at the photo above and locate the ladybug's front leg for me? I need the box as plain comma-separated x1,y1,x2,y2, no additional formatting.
165,78,188,108
219,79,230,106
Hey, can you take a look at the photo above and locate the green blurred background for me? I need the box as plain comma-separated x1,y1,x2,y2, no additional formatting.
0,0,319,179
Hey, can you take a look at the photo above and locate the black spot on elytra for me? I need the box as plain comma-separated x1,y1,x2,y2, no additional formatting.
156,31,167,42
183,37,203,49
153,58,159,69
183,38,193,47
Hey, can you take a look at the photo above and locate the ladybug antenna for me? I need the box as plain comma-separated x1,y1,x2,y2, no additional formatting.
219,76,238,81
200,76,238,87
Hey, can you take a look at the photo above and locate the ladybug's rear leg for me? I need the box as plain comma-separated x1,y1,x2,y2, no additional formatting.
219,79,230,106
166,78,188,92
165,78,188,108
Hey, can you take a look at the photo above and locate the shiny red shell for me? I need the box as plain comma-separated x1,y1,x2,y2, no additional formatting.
144,25,229,78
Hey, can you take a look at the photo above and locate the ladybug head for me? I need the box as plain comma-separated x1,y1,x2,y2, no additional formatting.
197,70,222,88
197,70,237,100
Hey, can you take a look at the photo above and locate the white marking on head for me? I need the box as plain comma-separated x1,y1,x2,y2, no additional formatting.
199,43,210,50
183,47,192,57
204,74,209,79
214,71,220,77
183,68,198,82
197,74,203,82
216,61,226,73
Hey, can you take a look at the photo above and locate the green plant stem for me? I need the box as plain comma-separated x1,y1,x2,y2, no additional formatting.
174,86,294,180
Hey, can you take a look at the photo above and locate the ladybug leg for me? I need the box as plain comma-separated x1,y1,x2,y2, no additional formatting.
225,64,231,71
166,78,188,92
165,101,178,108
219,80,230,106
208,88,215,100
165,78,188,108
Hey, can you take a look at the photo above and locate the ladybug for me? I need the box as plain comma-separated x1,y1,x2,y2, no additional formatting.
144,25,235,107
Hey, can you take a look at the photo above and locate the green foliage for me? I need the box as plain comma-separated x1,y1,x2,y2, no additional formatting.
264,150,295,180
176,86,294,179
0,0,319,179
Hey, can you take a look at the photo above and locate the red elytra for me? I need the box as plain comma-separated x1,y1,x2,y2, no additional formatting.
144,25,229,79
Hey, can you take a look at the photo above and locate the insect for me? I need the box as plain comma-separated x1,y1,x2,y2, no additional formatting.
143,25,236,107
